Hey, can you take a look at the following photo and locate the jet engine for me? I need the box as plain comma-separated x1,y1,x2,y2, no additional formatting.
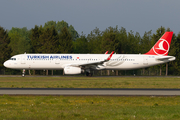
64,66,82,74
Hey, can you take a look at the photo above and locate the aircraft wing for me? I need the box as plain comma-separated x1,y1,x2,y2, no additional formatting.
67,51,114,67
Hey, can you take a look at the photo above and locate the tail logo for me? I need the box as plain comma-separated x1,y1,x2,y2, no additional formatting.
153,39,169,55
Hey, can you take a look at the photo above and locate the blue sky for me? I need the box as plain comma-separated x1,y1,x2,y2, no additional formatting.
0,0,180,36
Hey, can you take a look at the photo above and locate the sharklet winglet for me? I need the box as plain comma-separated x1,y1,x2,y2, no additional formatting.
107,51,114,60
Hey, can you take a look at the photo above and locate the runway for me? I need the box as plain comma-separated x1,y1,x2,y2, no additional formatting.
0,88,180,96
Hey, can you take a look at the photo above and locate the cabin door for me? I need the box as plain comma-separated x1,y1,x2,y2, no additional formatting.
21,55,26,64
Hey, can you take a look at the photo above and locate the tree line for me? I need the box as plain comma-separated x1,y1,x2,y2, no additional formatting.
0,20,180,75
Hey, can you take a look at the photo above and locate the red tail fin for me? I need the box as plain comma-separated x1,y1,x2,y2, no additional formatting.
145,32,173,56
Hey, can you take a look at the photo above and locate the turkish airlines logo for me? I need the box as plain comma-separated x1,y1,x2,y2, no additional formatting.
153,39,169,55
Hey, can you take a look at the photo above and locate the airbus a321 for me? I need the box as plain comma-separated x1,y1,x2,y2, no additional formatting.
3,32,175,76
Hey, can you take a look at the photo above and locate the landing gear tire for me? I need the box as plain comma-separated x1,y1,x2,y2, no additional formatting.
89,73,92,77
86,72,92,77
22,74,25,77
86,72,89,76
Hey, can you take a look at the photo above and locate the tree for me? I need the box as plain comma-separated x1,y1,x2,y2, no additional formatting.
44,21,56,29
37,26,59,53
0,27,11,68
171,32,180,75
44,20,79,41
151,26,166,46
68,25,79,41
58,27,73,53
8,27,31,55
30,25,44,53
101,26,121,53
116,27,127,54
126,30,140,54
56,20,69,33
87,27,102,53
140,30,152,54
134,32,141,53
73,33,88,53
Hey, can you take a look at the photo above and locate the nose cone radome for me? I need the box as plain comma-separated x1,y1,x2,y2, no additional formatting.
3,61,10,68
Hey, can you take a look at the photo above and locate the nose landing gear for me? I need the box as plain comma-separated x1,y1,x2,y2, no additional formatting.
22,69,25,77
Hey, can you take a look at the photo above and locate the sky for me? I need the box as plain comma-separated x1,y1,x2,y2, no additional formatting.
0,0,180,36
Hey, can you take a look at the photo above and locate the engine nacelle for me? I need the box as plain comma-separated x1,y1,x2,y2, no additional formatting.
64,66,81,74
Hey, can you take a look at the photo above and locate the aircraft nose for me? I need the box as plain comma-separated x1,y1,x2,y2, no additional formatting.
3,61,10,68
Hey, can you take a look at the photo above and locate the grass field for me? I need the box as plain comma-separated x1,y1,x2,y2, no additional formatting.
1,95,180,120
0,76,179,88
1,76,180,120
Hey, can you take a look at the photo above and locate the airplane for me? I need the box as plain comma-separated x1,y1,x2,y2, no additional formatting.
3,31,175,77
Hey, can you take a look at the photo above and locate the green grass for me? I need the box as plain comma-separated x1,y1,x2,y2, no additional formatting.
0,76,179,88
1,76,180,119
0,95,180,120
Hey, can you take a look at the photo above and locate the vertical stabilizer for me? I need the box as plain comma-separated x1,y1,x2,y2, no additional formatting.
145,32,173,56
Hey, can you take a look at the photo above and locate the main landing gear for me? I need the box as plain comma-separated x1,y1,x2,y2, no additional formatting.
22,69,25,77
86,72,93,77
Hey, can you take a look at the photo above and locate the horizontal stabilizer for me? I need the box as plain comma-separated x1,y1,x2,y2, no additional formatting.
156,56,176,61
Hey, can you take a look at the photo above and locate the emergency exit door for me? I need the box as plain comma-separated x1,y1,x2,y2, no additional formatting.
143,56,148,65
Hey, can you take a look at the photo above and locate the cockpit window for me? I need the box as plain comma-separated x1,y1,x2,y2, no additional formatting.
10,58,16,60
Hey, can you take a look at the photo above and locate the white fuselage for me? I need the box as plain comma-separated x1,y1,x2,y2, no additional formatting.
3,54,175,70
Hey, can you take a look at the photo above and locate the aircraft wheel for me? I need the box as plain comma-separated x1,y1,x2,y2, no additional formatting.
22,74,25,77
86,72,89,76
89,73,92,77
